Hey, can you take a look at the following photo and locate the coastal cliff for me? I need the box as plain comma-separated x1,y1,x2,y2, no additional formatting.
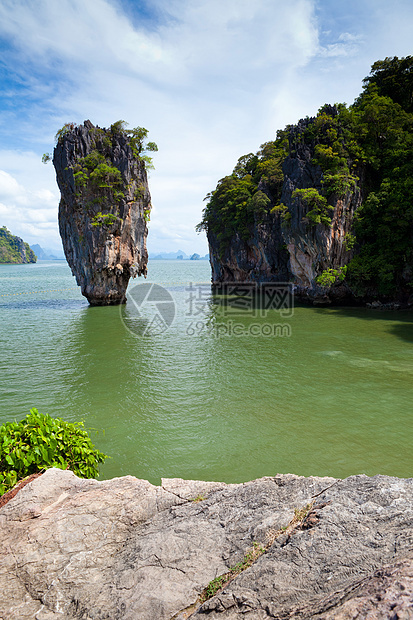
0,226,36,264
208,111,362,305
200,57,413,305
0,469,412,619
53,120,154,305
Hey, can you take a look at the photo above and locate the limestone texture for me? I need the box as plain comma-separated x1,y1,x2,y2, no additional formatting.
53,121,151,305
0,469,412,619
208,114,362,306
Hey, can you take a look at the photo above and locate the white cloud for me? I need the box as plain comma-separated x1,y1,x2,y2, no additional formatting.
0,152,61,249
0,170,23,201
318,31,363,58
0,0,413,255
0,0,320,254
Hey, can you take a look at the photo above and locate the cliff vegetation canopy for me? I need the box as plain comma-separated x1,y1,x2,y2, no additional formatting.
198,56,413,296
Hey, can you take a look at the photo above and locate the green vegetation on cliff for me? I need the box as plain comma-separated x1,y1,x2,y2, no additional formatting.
199,56,413,298
46,120,157,231
197,135,288,255
0,226,37,264
46,120,158,172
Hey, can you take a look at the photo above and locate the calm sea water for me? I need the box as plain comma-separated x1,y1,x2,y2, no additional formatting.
0,260,412,483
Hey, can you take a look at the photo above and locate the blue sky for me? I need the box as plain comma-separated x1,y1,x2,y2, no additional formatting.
0,0,412,255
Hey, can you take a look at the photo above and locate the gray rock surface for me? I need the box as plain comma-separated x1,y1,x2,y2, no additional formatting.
0,469,412,619
53,121,151,305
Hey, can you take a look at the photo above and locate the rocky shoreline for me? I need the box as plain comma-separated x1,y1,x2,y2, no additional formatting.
0,469,412,619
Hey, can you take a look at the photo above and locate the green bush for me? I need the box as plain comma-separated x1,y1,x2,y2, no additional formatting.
0,408,107,495
90,162,122,189
270,203,291,225
316,266,347,287
91,212,121,228
292,188,334,226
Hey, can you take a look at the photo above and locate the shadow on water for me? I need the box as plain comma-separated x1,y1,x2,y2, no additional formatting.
305,304,413,344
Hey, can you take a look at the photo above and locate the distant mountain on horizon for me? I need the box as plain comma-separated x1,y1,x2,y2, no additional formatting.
30,244,65,260
149,250,209,260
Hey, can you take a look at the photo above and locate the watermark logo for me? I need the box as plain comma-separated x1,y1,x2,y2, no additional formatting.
121,283,175,336
120,281,293,338
210,282,294,318
186,320,292,338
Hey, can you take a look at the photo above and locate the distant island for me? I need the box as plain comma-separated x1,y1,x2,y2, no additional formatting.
0,226,37,264
30,244,65,261
149,250,209,260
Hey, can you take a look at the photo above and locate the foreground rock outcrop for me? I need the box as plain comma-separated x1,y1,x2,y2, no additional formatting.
53,121,152,305
0,469,412,619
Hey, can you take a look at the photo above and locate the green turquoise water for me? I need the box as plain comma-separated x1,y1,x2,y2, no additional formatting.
0,260,412,483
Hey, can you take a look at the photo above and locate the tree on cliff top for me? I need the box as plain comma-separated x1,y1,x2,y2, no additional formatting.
43,120,158,171
362,55,413,113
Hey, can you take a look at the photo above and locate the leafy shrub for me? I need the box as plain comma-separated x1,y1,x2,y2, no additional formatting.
91,212,120,228
73,169,88,188
81,150,106,171
250,190,271,215
55,122,77,143
270,203,291,225
316,266,347,287
0,408,107,495
343,232,356,250
322,172,357,198
90,162,122,189
292,188,334,226
109,122,158,167
313,144,345,173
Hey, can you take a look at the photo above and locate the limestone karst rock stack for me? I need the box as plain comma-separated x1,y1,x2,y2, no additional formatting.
202,56,413,305
205,109,363,305
53,120,152,305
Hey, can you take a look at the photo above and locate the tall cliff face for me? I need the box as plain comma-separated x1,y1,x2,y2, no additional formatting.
208,115,362,303
53,120,151,305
